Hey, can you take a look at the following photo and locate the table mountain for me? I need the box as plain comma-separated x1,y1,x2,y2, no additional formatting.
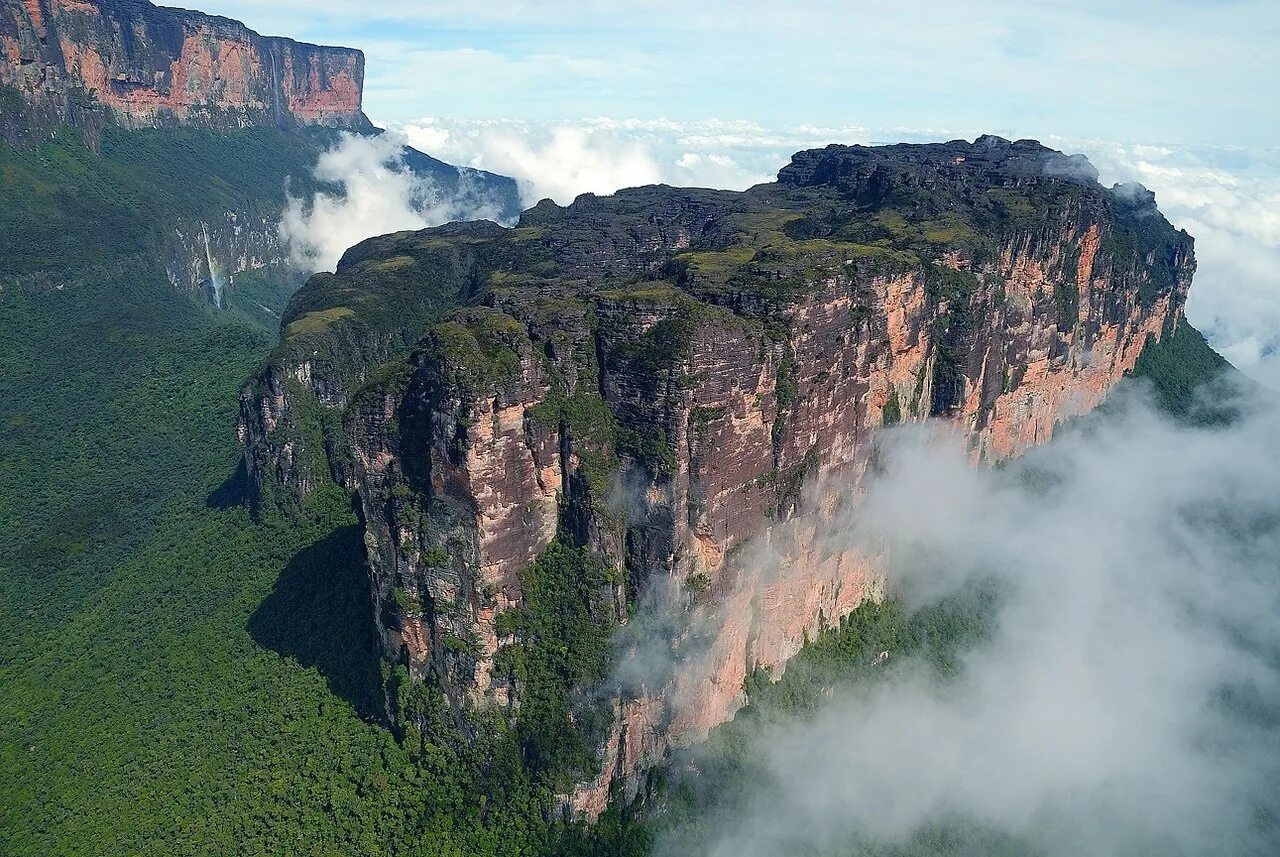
2,0,366,138
239,135,1196,811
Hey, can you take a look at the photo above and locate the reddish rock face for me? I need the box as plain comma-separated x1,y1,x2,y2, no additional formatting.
562,227,1183,814
240,137,1195,815
1,0,365,130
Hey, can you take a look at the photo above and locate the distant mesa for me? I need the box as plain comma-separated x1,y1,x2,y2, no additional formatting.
1,0,369,135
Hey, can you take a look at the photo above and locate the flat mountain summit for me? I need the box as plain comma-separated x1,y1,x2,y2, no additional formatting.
241,135,1196,811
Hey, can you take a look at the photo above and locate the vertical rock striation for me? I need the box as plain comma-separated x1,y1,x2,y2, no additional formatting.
239,136,1196,813
1,0,366,133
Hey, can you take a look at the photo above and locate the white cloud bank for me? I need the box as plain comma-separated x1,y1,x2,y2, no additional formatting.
279,132,508,272
390,117,872,205
662,384,1280,856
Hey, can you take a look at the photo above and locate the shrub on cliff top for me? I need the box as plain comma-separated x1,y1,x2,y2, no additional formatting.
427,307,529,394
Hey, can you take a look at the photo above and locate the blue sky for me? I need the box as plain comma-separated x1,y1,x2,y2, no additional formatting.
198,0,1278,146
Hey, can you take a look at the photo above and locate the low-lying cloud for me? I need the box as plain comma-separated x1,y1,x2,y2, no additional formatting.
391,117,872,205
279,132,510,272
663,382,1280,856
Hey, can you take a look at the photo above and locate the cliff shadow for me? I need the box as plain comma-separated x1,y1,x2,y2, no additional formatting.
206,458,248,510
249,524,386,724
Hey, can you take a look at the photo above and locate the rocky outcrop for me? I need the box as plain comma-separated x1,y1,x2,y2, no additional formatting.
240,136,1195,813
1,0,366,135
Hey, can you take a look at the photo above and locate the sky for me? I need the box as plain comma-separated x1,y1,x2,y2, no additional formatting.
199,0,1280,386
199,0,1278,146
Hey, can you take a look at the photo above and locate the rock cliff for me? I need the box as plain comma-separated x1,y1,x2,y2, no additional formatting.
239,136,1195,812
1,0,366,134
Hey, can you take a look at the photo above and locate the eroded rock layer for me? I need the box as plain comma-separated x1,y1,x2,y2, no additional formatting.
240,136,1194,812
1,0,365,131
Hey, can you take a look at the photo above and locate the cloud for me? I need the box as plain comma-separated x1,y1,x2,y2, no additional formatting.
658,382,1280,856
1078,141,1280,389
403,122,667,206
392,117,868,205
197,1,1278,146
278,132,509,272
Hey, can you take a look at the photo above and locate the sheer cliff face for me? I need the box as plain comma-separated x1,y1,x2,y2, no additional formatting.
241,137,1195,812
1,0,365,130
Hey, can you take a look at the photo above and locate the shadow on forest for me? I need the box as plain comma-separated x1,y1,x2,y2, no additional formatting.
206,459,248,510
249,524,387,724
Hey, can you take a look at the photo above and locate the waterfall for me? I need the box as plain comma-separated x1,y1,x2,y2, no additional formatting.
269,47,282,126
200,222,224,309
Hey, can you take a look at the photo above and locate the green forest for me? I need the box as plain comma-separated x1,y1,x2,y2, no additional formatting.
0,124,333,277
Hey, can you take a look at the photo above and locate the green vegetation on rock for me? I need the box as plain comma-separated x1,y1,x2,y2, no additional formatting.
883,388,903,426
285,306,357,338
1131,316,1236,421
496,541,618,789
428,307,530,392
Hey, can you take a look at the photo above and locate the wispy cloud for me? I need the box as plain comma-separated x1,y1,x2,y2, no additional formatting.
278,132,509,272
661,384,1280,856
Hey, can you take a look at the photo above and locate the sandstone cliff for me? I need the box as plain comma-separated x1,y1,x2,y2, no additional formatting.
240,136,1195,813
1,0,366,134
